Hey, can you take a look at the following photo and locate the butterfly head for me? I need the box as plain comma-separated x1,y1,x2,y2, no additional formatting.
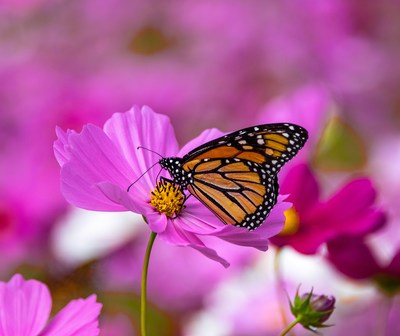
159,157,189,188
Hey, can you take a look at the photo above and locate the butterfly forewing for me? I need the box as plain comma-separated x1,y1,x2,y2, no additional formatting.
183,123,308,176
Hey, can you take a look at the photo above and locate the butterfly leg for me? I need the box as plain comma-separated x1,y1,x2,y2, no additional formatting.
159,176,175,184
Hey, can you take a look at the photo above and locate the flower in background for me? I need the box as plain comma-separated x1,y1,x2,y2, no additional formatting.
99,315,135,336
97,228,259,313
182,265,297,336
54,106,289,267
0,0,47,12
0,196,36,274
6,0,399,144
0,274,101,335
327,237,400,295
0,62,118,274
270,163,386,254
257,85,331,152
324,294,400,336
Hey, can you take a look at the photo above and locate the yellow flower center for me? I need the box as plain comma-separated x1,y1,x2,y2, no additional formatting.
150,179,186,218
279,207,300,236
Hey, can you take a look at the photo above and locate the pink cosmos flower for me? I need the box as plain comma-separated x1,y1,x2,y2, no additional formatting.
327,237,400,284
0,274,101,335
270,163,386,254
54,106,289,267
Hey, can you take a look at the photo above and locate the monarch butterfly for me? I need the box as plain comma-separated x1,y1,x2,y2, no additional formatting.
158,123,308,230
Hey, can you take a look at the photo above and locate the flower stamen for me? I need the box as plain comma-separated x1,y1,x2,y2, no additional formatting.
150,179,186,218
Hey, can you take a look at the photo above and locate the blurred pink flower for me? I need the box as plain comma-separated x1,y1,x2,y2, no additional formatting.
327,237,400,285
7,0,397,142
3,0,400,137
0,0,47,12
0,274,101,335
325,294,400,336
0,62,112,272
0,196,34,273
257,85,331,152
270,163,386,254
99,315,135,336
182,269,307,336
98,229,259,312
54,106,289,267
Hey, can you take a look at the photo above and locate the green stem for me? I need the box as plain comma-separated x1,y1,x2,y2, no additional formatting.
141,231,157,336
279,316,302,336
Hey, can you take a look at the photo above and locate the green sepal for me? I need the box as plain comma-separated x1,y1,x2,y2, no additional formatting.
289,286,335,332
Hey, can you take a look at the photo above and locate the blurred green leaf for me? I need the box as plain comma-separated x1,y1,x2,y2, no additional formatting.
128,26,175,55
312,115,367,171
374,274,400,296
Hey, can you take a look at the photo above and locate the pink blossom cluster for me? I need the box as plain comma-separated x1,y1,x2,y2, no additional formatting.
1,0,400,334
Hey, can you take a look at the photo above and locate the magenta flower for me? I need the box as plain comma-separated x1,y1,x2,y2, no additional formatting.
270,163,386,254
0,274,101,336
54,106,289,267
327,237,400,293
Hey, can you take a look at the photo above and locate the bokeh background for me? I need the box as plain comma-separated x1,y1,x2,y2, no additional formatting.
1,0,400,335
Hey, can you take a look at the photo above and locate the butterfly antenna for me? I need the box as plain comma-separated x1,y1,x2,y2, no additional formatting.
137,146,164,159
155,166,163,182
127,161,160,192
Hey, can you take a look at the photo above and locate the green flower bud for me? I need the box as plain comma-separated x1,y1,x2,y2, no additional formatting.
290,288,335,332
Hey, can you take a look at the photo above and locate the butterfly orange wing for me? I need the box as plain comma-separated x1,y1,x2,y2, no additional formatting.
181,124,308,229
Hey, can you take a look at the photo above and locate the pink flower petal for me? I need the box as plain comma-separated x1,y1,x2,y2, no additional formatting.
58,124,137,211
103,106,179,184
178,128,224,156
97,182,169,233
280,231,327,255
0,274,51,336
213,225,269,251
327,237,381,279
251,197,291,236
41,295,102,336
313,178,386,235
159,219,230,267
189,244,230,268
177,199,225,234
54,127,71,166
386,249,400,277
325,178,378,218
280,163,319,216
145,212,169,233
96,182,148,214
337,209,386,235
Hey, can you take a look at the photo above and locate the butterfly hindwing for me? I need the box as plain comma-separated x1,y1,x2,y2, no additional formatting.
186,158,279,229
